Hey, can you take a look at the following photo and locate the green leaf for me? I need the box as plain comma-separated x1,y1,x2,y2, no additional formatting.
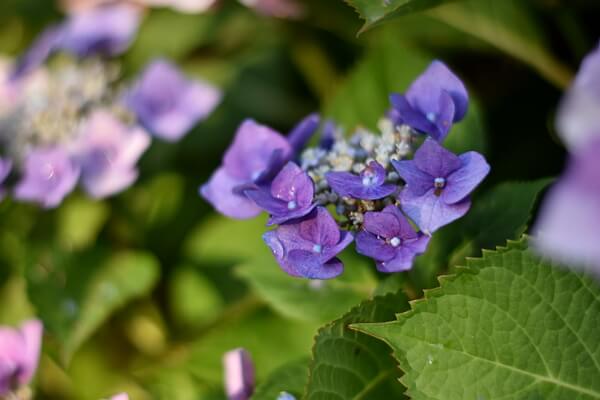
252,358,309,400
305,292,410,400
345,0,456,33
58,195,109,251
356,238,600,399
236,254,376,323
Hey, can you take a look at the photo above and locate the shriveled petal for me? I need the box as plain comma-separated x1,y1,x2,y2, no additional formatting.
287,113,320,154
443,151,490,204
392,159,433,197
400,189,471,234
200,168,262,219
355,231,396,262
223,348,255,400
287,250,343,279
413,138,462,178
298,207,340,247
406,60,469,123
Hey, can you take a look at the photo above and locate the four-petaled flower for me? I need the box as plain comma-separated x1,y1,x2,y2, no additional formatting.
356,205,430,272
390,61,468,142
14,147,81,208
223,348,255,400
326,160,396,200
393,138,489,234
244,162,316,225
126,59,222,141
0,320,43,396
263,207,354,279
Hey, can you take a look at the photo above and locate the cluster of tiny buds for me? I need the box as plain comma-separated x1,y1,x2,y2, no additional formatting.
299,118,417,229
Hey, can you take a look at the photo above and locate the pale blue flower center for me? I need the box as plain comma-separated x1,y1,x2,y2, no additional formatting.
362,176,376,186
390,237,401,247
287,200,297,210
426,112,437,122
251,170,262,181
312,244,323,253
434,177,446,189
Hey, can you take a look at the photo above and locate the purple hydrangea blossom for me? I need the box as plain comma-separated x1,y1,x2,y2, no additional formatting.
74,110,150,198
223,348,255,400
356,205,430,272
326,161,397,200
201,115,319,219
263,207,354,279
534,137,600,273
0,158,12,199
556,42,600,150
0,320,43,396
14,147,80,208
126,60,222,141
390,61,468,142
393,138,489,234
244,162,316,225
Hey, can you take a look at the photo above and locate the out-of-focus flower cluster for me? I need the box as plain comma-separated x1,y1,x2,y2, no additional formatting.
202,61,490,279
0,3,221,208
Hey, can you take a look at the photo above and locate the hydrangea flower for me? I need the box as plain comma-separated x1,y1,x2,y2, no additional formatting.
390,61,468,141
244,162,316,225
126,60,222,141
0,320,43,396
534,135,600,273
326,160,397,200
356,205,430,272
223,348,254,400
556,41,600,150
393,138,489,234
263,207,354,279
75,110,150,198
14,147,81,208
201,115,318,219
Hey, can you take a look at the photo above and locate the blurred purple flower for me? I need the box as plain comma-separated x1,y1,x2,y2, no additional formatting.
390,61,468,142
11,26,64,80
239,0,304,19
263,207,353,279
0,320,42,396
393,138,489,234
319,120,336,150
223,348,254,400
244,162,316,225
356,205,430,272
0,158,12,199
326,161,396,200
277,393,296,400
75,110,150,198
534,137,600,274
126,59,222,141
556,42,600,150
201,115,319,219
14,147,80,208
109,394,129,400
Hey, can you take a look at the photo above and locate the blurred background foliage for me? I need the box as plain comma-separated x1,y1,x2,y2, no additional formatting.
1,0,600,398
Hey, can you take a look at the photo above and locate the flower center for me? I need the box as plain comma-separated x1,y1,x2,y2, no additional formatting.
426,112,437,122
434,177,446,189
389,237,401,247
287,200,297,210
312,244,322,254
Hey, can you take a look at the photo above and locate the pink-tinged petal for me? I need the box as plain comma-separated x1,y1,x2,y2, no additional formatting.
82,167,138,199
298,208,339,247
140,0,217,13
109,394,129,400
16,320,43,386
0,319,43,394
223,348,254,400
443,151,490,204
200,168,262,219
223,120,291,180
392,159,433,197
355,231,396,262
413,138,462,178
400,189,471,234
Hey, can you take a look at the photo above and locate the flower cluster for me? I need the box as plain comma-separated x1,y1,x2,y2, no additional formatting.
202,61,490,279
0,320,42,398
0,4,221,208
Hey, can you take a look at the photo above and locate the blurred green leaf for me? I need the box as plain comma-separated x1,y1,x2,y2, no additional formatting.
58,195,109,251
236,254,376,323
345,0,456,33
252,358,309,400
443,100,487,155
305,292,409,399
126,172,185,228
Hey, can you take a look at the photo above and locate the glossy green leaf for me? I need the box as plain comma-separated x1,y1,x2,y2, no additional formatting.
305,292,410,400
356,238,600,399
252,358,309,400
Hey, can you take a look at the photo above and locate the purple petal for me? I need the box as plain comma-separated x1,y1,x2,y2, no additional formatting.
244,187,289,215
319,120,336,150
392,159,433,197
286,250,344,279
390,93,437,135
0,157,12,187
267,203,317,226
223,348,255,400
320,230,354,263
360,161,387,187
326,164,397,201
223,120,291,181
442,151,490,204
109,394,129,400
11,26,64,80
400,189,471,234
406,60,468,123
14,147,80,208
298,207,340,247
355,231,396,262
200,168,262,219
413,138,462,178
270,162,314,205
362,208,401,238
287,113,319,154
0,319,42,394
375,235,430,273
127,60,221,141
431,90,455,142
